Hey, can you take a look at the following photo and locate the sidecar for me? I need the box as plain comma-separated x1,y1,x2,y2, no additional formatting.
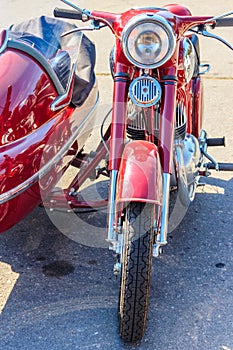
0,16,99,233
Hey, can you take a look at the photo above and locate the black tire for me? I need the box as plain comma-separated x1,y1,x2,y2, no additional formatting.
118,202,154,343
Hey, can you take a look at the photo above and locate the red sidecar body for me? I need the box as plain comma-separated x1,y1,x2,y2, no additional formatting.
0,16,98,233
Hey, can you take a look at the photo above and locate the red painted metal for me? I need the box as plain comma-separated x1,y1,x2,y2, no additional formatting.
62,6,211,206
116,141,163,205
192,77,203,137
163,4,192,16
159,79,177,174
0,50,57,146
69,136,109,190
91,7,214,36
0,47,98,233
109,63,129,171
46,188,108,210
0,4,215,233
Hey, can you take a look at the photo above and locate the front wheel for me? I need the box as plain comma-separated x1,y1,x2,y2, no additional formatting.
118,202,155,343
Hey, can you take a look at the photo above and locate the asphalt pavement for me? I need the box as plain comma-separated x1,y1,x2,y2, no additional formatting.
0,1,232,350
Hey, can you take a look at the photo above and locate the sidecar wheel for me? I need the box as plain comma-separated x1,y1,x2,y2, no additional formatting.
118,202,154,343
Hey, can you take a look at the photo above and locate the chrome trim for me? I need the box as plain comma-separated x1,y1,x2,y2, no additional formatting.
199,63,211,76
157,173,170,245
0,92,99,205
182,38,196,82
129,76,162,107
50,63,76,111
107,170,118,249
121,13,176,69
199,130,219,170
153,244,164,258
109,45,116,78
0,29,9,54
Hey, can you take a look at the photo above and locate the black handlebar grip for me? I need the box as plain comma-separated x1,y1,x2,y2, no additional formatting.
206,137,225,147
54,7,83,20
207,163,233,171
215,17,233,27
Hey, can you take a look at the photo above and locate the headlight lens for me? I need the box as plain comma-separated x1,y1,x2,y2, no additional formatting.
122,14,176,68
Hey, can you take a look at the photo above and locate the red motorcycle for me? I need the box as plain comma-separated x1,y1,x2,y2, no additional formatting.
0,0,233,343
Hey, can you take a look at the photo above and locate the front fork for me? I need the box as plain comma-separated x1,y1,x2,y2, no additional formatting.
107,169,119,251
153,173,171,256
154,78,177,255
107,66,177,258
107,65,130,251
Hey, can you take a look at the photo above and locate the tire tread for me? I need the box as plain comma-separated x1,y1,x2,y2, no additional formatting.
119,202,154,343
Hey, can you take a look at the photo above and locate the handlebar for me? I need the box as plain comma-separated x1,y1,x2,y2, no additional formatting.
214,17,233,27
54,7,233,28
54,4,233,48
54,7,83,20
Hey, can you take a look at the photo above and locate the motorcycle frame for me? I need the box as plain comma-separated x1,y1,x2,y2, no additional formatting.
44,16,212,256
44,8,214,244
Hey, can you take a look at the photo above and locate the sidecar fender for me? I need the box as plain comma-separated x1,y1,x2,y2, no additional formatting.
116,141,163,205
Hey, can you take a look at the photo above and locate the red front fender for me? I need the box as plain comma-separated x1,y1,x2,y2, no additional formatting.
116,140,163,205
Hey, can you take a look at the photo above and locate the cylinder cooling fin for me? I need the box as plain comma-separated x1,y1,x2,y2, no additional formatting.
127,100,187,143
175,102,187,140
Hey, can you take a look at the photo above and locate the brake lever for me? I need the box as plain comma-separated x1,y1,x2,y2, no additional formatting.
60,0,91,18
60,0,120,38
201,28,233,51
61,20,106,38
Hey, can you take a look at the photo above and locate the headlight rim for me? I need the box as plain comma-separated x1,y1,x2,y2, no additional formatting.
121,13,176,69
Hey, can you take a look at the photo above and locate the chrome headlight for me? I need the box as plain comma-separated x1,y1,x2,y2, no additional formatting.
121,14,176,68
183,38,196,82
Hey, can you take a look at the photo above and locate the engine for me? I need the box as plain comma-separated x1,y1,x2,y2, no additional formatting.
126,100,201,205
126,100,187,143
